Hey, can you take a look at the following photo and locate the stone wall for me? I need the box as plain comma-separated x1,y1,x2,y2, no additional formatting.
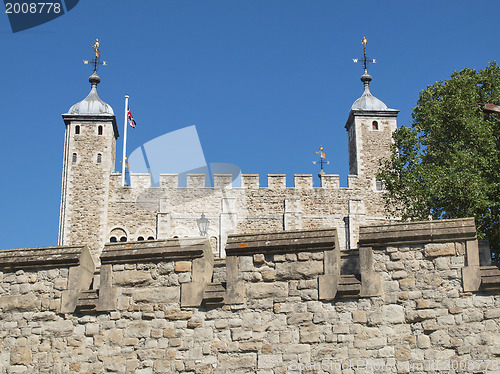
106,170,393,259
1,218,499,373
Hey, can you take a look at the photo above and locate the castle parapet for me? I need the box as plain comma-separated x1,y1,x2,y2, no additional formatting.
98,238,214,310
224,229,341,303
213,174,232,189
294,174,313,189
267,174,286,189
320,173,340,189
241,174,259,189
130,173,151,189
124,172,344,189
187,174,205,188
159,173,178,188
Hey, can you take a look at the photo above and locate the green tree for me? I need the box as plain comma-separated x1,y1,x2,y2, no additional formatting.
378,62,500,261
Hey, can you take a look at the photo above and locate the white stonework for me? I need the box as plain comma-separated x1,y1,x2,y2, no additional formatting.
59,72,399,261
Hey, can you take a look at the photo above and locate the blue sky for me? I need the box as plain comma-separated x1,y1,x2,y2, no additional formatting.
1,0,499,249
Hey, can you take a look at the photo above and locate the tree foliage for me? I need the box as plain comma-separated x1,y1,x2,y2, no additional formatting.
378,62,500,257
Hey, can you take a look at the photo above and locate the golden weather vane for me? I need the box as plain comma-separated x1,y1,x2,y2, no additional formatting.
313,145,330,176
353,36,376,73
83,38,107,73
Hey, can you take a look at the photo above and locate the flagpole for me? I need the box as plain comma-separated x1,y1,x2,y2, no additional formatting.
121,94,129,187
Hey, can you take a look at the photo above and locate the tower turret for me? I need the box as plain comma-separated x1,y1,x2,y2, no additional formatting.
345,37,398,187
59,40,118,260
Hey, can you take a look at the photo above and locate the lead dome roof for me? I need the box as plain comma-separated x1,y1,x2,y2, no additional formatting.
67,72,114,115
351,72,389,111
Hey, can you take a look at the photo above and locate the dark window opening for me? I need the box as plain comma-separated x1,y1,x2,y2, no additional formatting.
72,153,77,163
173,236,179,239
75,125,80,135
372,121,379,130
120,236,127,242
110,237,117,243
97,153,102,164
147,236,155,241
137,236,144,241
376,180,385,191
98,126,103,135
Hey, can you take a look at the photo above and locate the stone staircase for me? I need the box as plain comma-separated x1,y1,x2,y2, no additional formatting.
201,257,226,307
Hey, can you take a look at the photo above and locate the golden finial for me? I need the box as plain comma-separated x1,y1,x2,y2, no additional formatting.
92,39,101,60
84,39,107,73
362,36,367,46
313,145,329,175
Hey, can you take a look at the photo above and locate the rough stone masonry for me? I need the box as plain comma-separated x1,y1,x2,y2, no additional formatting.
0,217,499,373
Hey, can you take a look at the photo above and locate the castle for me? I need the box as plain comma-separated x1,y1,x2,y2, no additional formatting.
58,53,398,261
1,44,499,373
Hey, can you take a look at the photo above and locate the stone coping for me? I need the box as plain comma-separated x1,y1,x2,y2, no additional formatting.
359,217,476,248
225,228,337,256
0,245,89,270
100,238,209,264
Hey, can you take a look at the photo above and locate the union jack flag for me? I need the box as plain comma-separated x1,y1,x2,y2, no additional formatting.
127,109,136,129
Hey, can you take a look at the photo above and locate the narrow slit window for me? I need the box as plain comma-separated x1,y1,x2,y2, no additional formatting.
97,153,102,164
72,153,77,163
98,126,103,135
75,125,80,135
376,180,385,191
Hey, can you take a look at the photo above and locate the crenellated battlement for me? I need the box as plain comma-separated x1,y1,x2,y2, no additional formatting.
1,219,499,373
112,172,345,190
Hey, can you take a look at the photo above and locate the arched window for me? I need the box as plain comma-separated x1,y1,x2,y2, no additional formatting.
120,236,127,242
137,236,144,241
97,153,102,164
75,125,80,135
110,237,117,243
98,126,103,135
372,121,379,130
147,236,155,241
72,153,77,163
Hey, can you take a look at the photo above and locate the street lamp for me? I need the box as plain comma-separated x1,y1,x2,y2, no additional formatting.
196,213,209,236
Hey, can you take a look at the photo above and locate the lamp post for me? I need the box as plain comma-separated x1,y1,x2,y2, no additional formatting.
196,213,209,237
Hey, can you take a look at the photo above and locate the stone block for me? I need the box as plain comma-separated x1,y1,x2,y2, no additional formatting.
382,305,405,324
97,287,118,312
352,310,367,323
424,243,456,257
253,254,265,264
287,312,313,325
299,325,320,343
225,280,246,304
126,321,151,338
85,323,99,336
181,282,205,307
132,286,180,304
10,347,32,365
164,309,193,320
258,353,283,369
247,282,288,299
318,274,338,301
175,261,192,272
112,271,153,287
217,353,257,370
0,294,39,312
462,266,481,292
275,261,323,280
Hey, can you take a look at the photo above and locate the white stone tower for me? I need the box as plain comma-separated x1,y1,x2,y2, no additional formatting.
58,70,118,258
345,39,398,189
